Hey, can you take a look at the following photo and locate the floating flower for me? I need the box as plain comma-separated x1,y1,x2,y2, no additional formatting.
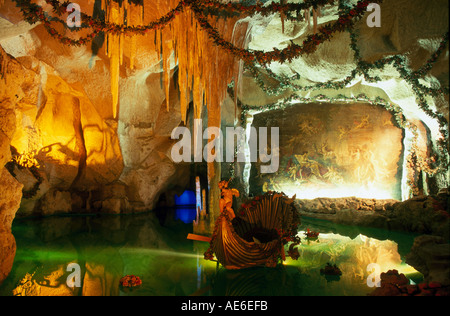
119,275,142,288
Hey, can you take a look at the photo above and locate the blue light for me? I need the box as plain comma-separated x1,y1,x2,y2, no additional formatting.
174,190,198,223
174,190,196,206
175,207,197,224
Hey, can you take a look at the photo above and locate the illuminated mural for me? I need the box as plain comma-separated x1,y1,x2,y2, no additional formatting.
250,103,404,200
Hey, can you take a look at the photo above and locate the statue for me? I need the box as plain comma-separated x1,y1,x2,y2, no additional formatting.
218,179,239,220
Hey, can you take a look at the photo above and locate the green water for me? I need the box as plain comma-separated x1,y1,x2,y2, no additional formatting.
0,211,423,296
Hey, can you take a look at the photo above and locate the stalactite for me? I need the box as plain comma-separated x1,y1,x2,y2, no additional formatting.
305,5,321,33
119,33,124,66
105,0,121,119
103,0,145,118
129,36,137,70
313,7,318,34
128,1,143,70
280,0,286,33
159,1,245,125
175,4,190,121
101,0,246,125
162,27,173,112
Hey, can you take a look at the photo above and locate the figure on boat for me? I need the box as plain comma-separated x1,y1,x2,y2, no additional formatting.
218,179,240,220
204,181,302,270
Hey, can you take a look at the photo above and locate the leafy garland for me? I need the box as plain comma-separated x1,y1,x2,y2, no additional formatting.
10,0,449,194
246,30,449,168
240,1,449,183
198,0,332,15
13,0,186,46
12,0,381,64
246,31,449,97
191,0,380,64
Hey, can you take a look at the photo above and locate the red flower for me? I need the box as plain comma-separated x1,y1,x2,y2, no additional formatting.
120,275,142,288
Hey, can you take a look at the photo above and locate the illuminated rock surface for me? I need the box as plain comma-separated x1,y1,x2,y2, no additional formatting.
0,0,447,213
0,0,448,289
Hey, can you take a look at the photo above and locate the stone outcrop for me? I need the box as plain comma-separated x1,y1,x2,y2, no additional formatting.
0,169,22,284
0,0,447,212
296,189,450,239
0,0,191,217
386,190,450,239
239,0,449,195
0,47,26,284
0,0,190,283
296,197,398,228
369,269,450,296
406,235,450,286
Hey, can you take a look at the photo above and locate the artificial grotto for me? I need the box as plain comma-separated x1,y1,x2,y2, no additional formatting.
0,0,449,297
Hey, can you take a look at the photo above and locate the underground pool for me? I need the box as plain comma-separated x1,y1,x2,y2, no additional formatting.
0,211,422,296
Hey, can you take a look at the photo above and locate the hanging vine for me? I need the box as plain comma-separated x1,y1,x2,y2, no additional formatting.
240,4,449,185
12,0,380,63
8,0,449,195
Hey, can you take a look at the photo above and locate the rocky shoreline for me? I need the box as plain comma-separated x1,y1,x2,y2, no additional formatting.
295,189,450,240
296,189,450,287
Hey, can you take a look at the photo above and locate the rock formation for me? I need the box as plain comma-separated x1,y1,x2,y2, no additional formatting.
0,0,448,289
406,235,450,286
295,189,449,240
0,47,25,284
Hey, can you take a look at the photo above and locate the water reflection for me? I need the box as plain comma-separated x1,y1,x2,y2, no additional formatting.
174,207,197,224
0,212,422,296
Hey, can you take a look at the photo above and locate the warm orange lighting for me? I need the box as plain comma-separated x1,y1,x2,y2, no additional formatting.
12,152,40,169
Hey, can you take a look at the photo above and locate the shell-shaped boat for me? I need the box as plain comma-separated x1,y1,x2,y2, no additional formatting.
204,191,301,270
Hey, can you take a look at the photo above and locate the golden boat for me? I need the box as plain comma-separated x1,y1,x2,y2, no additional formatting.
204,191,301,270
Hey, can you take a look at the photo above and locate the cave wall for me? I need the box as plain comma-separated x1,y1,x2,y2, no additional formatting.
0,47,25,284
0,0,194,282
236,0,449,196
0,0,193,218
